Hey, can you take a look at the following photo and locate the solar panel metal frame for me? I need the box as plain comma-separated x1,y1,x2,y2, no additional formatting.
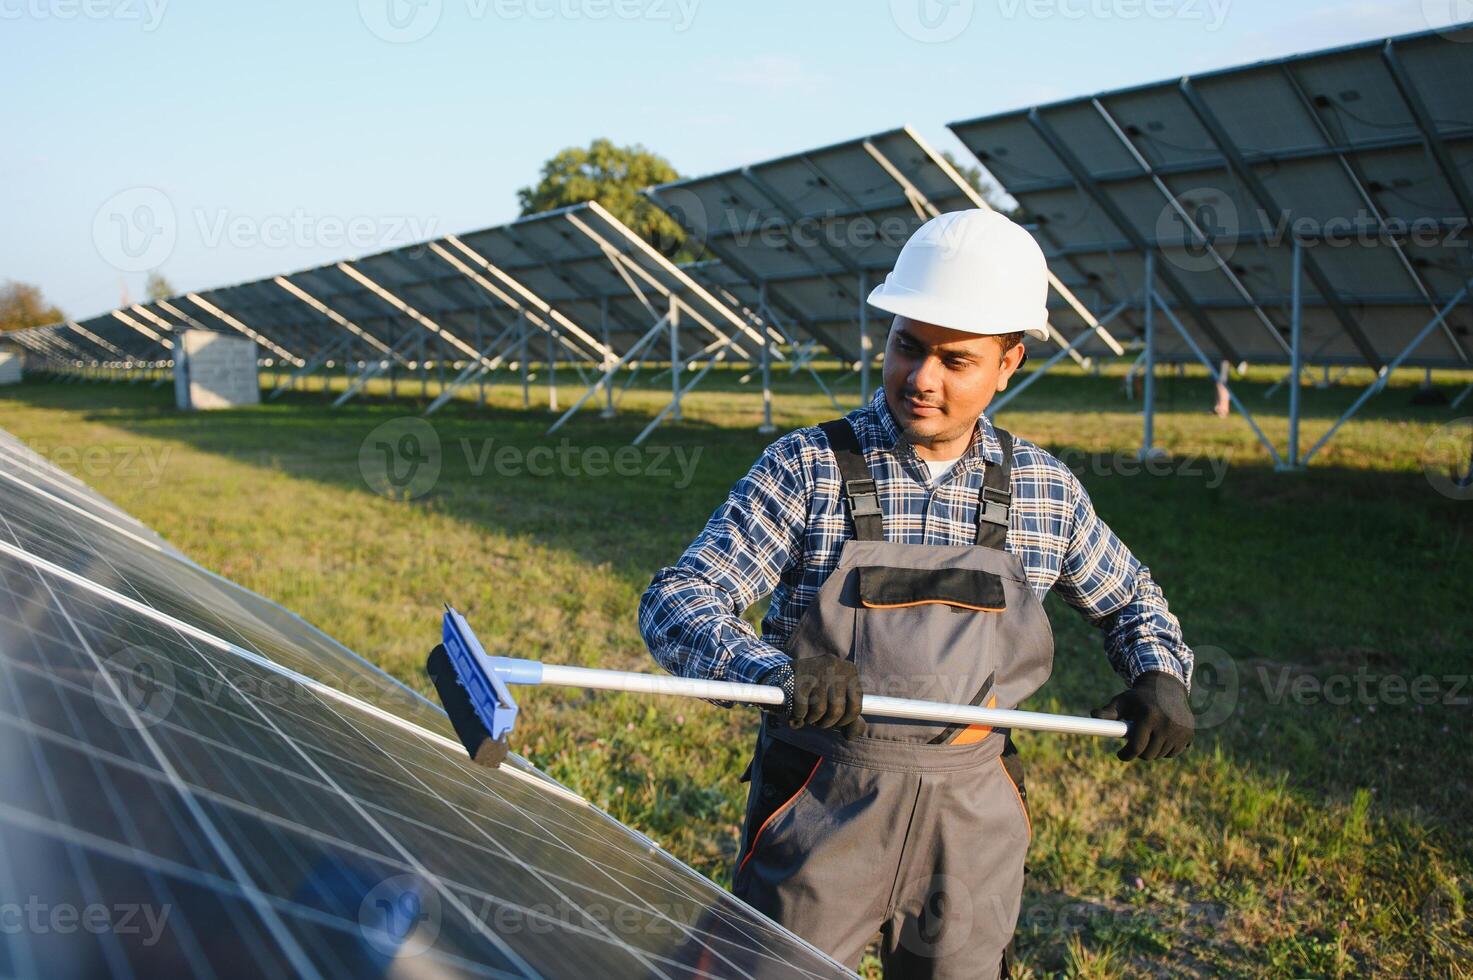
451,198,807,444
948,23,1473,372
644,125,1126,390
19,198,781,426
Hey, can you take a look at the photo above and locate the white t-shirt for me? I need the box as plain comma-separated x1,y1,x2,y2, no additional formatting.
922,456,962,486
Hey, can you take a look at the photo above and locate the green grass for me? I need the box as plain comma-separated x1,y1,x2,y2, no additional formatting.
3,361,1471,977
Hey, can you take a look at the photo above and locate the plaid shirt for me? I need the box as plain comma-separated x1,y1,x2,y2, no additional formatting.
639,388,1193,695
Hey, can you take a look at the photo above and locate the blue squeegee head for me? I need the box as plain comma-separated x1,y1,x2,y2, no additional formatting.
441,605,519,741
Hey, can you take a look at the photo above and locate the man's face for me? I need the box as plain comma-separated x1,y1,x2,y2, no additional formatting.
881,316,1026,451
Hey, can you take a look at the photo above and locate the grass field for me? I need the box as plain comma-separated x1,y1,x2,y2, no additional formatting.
2,361,1471,978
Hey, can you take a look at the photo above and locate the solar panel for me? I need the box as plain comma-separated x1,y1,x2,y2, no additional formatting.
21,196,775,420
0,428,856,978
5,325,98,367
453,201,768,358
447,200,787,440
949,25,1473,369
646,126,1123,370
16,309,175,372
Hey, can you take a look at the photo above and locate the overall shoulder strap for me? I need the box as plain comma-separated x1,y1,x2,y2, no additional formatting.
818,418,883,541
975,427,1014,549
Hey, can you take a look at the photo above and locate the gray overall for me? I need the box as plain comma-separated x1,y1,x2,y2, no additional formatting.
733,419,1055,978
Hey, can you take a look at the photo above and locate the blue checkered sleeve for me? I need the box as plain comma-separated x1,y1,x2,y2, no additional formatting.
1052,468,1194,688
638,432,810,691
640,389,1193,703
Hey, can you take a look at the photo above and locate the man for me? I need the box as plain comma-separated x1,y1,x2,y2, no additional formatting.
637,210,1195,977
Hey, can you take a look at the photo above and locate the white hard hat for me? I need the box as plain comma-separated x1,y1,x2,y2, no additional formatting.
867,209,1050,342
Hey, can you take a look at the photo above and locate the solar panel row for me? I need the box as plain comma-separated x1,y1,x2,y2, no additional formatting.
10,27,1471,385
0,426,856,979
19,200,774,386
949,25,1473,369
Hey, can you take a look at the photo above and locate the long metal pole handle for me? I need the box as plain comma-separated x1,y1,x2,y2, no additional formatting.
490,659,1127,740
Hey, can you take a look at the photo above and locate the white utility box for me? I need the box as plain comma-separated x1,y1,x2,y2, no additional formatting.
0,352,21,386
174,330,259,410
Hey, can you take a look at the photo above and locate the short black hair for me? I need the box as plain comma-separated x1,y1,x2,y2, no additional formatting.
995,331,1024,353
995,331,1027,368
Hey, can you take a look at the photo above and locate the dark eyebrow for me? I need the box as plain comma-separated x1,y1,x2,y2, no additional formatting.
894,328,984,359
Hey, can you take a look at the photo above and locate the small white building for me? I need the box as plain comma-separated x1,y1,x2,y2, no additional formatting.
174,330,259,410
0,351,22,386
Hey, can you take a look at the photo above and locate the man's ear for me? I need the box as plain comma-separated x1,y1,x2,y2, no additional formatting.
996,340,1027,391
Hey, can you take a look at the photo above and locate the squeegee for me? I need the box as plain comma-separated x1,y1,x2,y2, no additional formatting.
440,605,1128,744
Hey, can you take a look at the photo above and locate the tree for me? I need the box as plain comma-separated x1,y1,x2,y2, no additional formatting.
0,281,64,333
518,139,689,258
941,151,1020,219
145,271,174,302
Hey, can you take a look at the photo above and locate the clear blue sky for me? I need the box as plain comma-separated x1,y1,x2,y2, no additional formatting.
2,0,1462,319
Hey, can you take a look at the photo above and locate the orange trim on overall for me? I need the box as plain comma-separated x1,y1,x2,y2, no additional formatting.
951,727,990,745
736,758,823,878
998,757,1031,840
860,598,1005,613
948,693,998,746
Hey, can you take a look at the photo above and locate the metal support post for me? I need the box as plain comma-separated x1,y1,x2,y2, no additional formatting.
1283,239,1305,470
547,324,558,412
422,320,521,417
759,283,775,433
519,310,530,409
759,324,775,435
669,298,682,421
1302,278,1473,465
334,328,423,408
1141,251,1158,459
1153,288,1285,467
988,301,1128,416
599,296,615,418
476,314,486,407
635,344,734,445
547,313,669,436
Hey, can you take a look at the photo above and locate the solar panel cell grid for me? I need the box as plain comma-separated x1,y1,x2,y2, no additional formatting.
949,27,1473,368
0,431,856,978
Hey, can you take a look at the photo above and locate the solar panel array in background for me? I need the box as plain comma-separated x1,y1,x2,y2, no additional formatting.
0,427,854,979
949,27,1473,368
646,127,986,362
40,198,769,376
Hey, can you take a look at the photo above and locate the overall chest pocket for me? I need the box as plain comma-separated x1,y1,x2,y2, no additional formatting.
857,565,1007,612
853,564,1007,707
